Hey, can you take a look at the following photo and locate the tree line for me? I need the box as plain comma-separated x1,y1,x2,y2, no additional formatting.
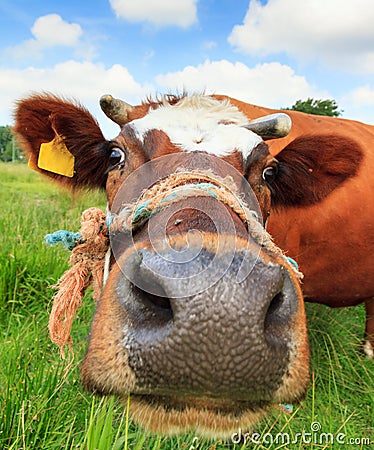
283,98,342,117
0,98,341,162
0,126,23,162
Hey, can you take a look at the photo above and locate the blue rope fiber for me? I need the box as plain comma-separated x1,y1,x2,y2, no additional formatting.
279,403,294,414
106,214,114,228
44,230,82,251
130,182,223,227
132,200,151,223
284,256,299,271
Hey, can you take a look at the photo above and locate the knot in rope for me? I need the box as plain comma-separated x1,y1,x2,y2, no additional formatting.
47,207,109,356
45,230,82,250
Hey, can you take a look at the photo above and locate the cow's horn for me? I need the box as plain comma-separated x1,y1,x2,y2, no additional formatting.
100,94,134,125
243,113,292,140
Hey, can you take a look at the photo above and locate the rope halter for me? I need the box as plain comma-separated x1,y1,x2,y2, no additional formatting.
108,169,259,232
107,168,284,256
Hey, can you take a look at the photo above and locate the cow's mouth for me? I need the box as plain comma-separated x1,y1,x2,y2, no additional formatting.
126,393,269,438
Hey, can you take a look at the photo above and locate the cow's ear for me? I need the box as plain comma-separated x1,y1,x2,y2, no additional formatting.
269,134,363,208
14,94,109,189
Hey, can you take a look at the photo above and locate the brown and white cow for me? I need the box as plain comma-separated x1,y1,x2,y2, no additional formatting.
14,93,371,437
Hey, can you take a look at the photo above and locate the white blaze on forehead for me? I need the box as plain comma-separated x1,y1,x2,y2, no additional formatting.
130,96,263,158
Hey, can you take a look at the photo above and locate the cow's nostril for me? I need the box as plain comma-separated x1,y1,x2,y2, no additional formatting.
133,284,172,311
264,291,289,345
266,291,285,319
124,250,173,318
133,284,173,318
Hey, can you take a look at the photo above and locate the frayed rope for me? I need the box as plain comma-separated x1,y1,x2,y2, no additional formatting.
46,208,109,357
45,230,82,251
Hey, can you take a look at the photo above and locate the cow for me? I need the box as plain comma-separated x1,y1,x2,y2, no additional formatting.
13,92,371,438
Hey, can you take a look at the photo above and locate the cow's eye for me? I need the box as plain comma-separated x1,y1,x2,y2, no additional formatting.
108,147,126,170
262,165,278,184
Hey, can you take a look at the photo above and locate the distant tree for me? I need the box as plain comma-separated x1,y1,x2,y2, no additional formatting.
285,98,342,117
0,126,23,162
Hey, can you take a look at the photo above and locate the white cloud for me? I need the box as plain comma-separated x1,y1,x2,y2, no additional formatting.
7,14,84,59
340,85,374,124
156,59,326,108
228,0,374,73
344,85,374,107
0,61,151,137
2,59,323,133
202,40,217,50
31,14,82,48
110,0,198,28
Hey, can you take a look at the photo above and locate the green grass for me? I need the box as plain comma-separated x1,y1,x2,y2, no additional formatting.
0,162,372,449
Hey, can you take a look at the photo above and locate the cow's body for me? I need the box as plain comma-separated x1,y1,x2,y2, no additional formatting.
219,96,374,353
13,92,373,437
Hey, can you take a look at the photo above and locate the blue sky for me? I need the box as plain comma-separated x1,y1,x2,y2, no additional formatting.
1,0,374,137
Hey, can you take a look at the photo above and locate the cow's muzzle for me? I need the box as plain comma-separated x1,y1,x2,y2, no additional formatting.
113,240,298,401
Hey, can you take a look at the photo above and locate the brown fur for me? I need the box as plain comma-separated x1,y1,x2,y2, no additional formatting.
245,143,273,220
143,129,181,159
270,134,363,207
81,271,137,394
128,395,266,439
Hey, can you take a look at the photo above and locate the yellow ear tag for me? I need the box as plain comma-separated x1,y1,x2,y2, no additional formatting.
37,138,75,177
27,154,39,172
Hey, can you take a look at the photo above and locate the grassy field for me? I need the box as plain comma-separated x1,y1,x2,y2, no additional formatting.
0,162,372,449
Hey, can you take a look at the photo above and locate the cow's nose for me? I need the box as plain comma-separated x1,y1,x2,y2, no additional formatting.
118,246,298,400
